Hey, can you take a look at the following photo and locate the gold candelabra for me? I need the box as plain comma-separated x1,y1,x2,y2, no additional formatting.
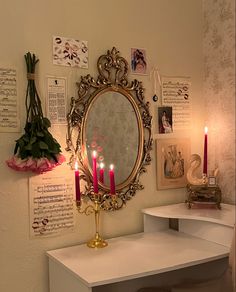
76,194,120,248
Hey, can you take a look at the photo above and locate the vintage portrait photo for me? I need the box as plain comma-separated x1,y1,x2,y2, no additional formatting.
158,106,173,134
131,48,147,75
156,138,190,189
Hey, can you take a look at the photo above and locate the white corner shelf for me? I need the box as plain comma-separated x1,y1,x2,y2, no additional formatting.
142,203,235,247
142,203,235,227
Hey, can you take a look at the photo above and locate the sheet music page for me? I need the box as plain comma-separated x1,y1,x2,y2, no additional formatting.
162,76,191,130
29,170,75,238
0,68,20,132
46,76,67,124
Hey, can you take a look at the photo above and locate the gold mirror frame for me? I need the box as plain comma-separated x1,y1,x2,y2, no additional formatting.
66,47,153,210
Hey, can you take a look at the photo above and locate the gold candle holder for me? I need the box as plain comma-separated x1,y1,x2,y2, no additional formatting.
76,194,108,248
87,199,108,248
202,173,207,185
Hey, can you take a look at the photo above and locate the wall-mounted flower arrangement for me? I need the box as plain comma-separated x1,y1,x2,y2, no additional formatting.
6,52,65,173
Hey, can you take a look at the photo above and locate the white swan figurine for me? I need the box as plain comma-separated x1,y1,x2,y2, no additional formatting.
187,154,219,186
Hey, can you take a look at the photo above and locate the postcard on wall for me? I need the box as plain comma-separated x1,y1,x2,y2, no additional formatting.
53,36,88,68
46,76,67,124
162,76,191,130
29,170,75,238
157,106,173,134
156,138,190,190
131,48,147,75
0,68,20,132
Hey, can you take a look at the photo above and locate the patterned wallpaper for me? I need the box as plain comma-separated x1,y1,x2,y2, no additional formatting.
203,0,235,203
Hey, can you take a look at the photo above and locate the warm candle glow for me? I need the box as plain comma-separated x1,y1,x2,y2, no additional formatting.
204,126,208,134
100,162,104,169
110,164,114,170
75,161,78,171
92,150,97,158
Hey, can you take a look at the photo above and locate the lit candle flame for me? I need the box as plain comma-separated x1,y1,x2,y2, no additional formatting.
204,126,208,134
100,162,104,169
75,161,78,170
110,164,114,170
92,150,97,158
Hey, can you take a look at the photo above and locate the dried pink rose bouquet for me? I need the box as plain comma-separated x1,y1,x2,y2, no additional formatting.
6,52,65,173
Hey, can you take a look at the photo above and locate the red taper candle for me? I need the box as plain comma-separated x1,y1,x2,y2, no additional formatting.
99,162,105,184
203,126,208,175
109,164,116,195
92,151,98,194
75,161,81,201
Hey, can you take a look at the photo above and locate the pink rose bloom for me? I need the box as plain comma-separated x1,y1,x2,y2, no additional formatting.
6,154,66,173
55,154,66,165
25,157,37,171
6,156,27,171
33,154,66,173
33,158,52,173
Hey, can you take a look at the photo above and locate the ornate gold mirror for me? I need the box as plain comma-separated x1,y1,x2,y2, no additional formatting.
66,47,152,210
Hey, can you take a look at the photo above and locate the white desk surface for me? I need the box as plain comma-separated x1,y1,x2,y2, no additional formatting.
142,203,235,227
47,230,229,288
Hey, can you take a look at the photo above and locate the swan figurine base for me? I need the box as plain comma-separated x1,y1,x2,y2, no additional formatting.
186,154,219,186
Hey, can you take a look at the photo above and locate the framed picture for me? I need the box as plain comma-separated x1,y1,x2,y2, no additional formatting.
131,48,147,75
156,138,190,189
158,106,173,134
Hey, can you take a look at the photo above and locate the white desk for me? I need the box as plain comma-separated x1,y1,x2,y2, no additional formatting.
47,203,235,292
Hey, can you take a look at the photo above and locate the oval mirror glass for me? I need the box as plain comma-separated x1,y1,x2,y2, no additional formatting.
84,89,141,188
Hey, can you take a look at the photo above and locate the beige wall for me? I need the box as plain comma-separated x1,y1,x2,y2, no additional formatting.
0,1,204,292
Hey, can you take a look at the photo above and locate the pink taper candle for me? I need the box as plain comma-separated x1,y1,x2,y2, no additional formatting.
92,151,98,194
109,164,116,195
75,161,81,201
203,126,208,175
99,162,105,184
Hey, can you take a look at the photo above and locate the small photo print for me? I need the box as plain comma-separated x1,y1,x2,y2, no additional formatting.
158,106,173,134
53,36,88,68
131,48,147,75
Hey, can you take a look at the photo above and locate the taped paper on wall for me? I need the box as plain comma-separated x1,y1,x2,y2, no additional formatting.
0,67,20,132
29,171,75,238
53,36,88,68
46,76,67,124
162,76,191,130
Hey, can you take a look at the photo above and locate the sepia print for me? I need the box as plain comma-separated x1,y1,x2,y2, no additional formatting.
156,138,190,189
